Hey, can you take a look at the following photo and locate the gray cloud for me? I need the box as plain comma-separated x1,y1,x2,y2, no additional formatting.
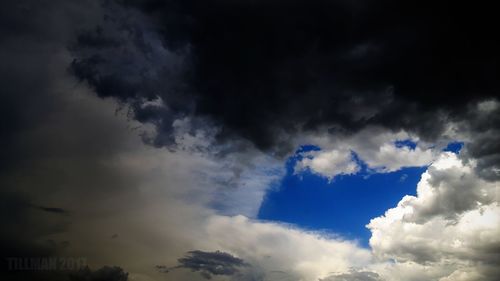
321,270,384,281
164,250,247,279
459,101,500,181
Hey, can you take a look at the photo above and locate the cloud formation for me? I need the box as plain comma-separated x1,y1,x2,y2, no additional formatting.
69,0,498,157
1,1,499,281
202,215,372,281
295,148,360,180
293,128,437,179
368,153,500,280
321,270,384,281
164,250,247,279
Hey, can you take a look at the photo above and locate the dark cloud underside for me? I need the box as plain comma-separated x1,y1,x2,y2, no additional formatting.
161,250,247,279
71,0,498,152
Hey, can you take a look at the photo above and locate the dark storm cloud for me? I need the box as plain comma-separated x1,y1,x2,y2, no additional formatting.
0,0,100,172
0,192,70,272
70,0,499,155
160,250,247,279
461,103,500,180
0,193,53,256
0,0,128,273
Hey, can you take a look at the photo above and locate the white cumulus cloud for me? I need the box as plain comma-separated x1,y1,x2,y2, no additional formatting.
367,152,500,281
294,127,437,180
295,149,360,180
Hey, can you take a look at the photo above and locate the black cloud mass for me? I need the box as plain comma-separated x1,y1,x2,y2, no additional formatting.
70,0,498,153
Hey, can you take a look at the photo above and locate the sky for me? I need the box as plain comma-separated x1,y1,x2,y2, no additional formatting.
258,145,429,247
0,1,499,281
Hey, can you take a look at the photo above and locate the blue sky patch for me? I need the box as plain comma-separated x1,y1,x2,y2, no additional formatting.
258,146,427,247
443,141,464,153
394,139,417,150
